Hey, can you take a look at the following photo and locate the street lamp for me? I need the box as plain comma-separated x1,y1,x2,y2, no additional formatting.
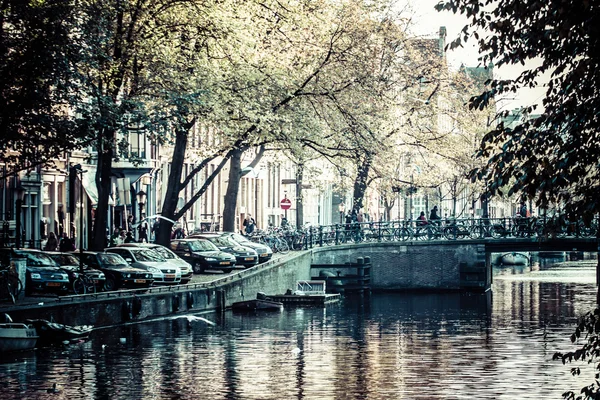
14,185,26,249
136,190,147,218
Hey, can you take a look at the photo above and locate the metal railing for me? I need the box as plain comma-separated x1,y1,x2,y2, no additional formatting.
249,216,599,251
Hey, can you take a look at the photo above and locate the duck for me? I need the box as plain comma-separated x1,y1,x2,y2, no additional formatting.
47,383,60,394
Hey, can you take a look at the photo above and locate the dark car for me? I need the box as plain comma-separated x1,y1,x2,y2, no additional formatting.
72,251,154,291
0,248,70,295
47,251,106,293
219,232,273,263
170,239,236,274
188,233,259,267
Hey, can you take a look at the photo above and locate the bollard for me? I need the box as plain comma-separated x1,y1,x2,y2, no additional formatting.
172,295,180,312
187,292,195,309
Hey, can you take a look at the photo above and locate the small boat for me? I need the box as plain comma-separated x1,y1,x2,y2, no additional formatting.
498,252,529,265
0,322,38,352
26,319,94,345
231,298,283,312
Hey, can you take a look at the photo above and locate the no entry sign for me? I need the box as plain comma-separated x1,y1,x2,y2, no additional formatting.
280,198,292,210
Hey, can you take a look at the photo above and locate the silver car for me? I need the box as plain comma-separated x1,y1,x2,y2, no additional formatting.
116,243,193,284
105,247,181,285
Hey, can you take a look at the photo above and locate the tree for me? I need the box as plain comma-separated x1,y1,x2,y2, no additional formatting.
0,0,86,177
436,0,600,220
437,0,600,396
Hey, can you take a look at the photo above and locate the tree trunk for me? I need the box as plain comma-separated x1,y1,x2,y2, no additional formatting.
222,148,243,233
155,127,188,246
91,129,115,251
296,163,304,227
352,156,371,212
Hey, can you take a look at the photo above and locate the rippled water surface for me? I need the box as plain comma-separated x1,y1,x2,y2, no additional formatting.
0,252,598,399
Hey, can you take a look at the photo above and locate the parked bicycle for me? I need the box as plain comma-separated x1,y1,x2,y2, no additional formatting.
72,272,98,295
0,267,23,304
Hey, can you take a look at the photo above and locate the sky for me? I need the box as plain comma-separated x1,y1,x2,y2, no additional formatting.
407,0,547,112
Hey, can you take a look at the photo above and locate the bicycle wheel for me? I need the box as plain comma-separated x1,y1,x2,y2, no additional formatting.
491,225,504,239
276,238,290,254
380,228,393,241
470,225,483,239
468,226,480,239
399,228,411,241
443,226,456,240
5,275,23,304
426,226,437,240
85,276,97,294
73,277,87,295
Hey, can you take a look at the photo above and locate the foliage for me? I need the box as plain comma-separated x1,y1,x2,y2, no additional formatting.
553,309,600,399
0,0,87,175
436,0,600,221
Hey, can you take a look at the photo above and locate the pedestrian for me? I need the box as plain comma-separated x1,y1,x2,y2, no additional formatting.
138,222,148,243
417,211,428,226
243,214,256,235
124,231,135,243
429,206,441,225
59,233,75,252
44,232,59,251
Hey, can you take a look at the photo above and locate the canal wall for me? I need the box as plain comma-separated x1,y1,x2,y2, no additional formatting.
310,241,489,291
3,252,312,328
2,242,489,328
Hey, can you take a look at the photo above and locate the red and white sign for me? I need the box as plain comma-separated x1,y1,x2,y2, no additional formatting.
280,198,292,210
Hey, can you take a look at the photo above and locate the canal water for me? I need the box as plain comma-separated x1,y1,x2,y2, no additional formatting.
0,252,598,399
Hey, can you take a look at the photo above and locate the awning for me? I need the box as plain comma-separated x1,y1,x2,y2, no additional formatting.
78,166,114,206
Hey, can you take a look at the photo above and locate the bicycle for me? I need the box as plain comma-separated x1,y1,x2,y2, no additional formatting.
72,273,97,295
0,267,23,304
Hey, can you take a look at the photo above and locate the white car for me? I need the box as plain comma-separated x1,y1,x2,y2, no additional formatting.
116,243,193,284
105,246,182,285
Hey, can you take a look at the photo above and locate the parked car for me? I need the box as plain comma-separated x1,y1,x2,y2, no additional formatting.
169,238,236,274
72,251,154,291
47,251,106,293
116,243,193,284
188,233,259,267
219,232,273,263
105,247,182,285
0,248,70,295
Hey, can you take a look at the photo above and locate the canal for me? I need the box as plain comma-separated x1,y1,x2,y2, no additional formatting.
0,252,597,399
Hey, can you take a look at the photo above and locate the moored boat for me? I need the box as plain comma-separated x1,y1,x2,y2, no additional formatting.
498,252,529,265
0,322,38,352
26,319,93,345
231,298,283,312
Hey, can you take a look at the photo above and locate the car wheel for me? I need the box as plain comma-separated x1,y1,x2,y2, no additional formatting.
193,262,204,274
104,276,118,292
222,268,233,274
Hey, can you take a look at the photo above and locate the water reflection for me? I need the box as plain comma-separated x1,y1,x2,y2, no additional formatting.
0,253,598,399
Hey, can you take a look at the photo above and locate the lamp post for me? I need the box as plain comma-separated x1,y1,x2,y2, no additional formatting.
77,168,86,274
14,185,25,249
136,190,146,241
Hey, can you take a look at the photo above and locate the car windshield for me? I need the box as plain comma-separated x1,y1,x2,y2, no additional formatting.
17,251,57,267
52,254,79,266
230,233,249,243
151,246,175,259
131,249,165,262
99,253,127,266
208,236,235,247
187,240,218,252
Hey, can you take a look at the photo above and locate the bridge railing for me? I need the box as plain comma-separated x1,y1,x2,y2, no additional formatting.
272,216,599,250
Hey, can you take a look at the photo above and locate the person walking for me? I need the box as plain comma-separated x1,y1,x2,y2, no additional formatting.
243,214,256,235
44,232,58,251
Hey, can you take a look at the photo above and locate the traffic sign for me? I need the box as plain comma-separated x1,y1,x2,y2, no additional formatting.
280,198,292,210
